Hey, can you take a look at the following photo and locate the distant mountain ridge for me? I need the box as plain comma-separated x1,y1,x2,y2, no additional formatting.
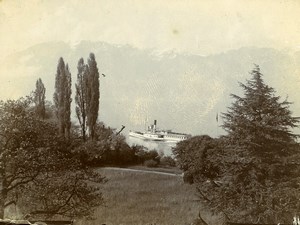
1,41,299,136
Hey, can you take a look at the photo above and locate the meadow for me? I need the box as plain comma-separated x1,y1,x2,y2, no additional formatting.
75,168,202,225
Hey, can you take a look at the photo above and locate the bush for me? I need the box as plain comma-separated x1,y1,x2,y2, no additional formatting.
136,149,160,163
144,159,159,168
160,156,176,167
183,171,194,184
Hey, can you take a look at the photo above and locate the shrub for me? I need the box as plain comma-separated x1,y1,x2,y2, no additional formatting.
160,156,176,167
144,159,159,168
136,149,160,163
183,171,194,184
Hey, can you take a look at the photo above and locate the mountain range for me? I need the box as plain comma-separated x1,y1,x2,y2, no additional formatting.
1,41,300,137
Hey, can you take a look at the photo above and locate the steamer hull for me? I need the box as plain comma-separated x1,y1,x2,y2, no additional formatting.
129,120,191,143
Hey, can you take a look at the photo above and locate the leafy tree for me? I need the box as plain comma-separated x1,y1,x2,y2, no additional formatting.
53,58,72,140
173,135,220,184
33,78,46,119
44,100,56,120
75,58,88,141
75,122,136,166
86,53,100,140
0,98,106,219
159,156,176,167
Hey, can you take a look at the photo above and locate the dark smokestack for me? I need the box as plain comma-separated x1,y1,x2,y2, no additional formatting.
153,120,157,132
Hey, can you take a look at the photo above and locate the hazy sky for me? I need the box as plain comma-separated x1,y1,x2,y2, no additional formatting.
1,0,300,136
1,0,300,59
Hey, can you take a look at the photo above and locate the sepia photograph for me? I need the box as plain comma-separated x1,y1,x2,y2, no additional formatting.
1,0,300,224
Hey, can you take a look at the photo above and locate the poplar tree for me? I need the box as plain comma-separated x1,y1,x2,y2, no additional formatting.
64,64,72,140
86,53,100,140
34,78,46,119
53,57,72,140
75,58,88,141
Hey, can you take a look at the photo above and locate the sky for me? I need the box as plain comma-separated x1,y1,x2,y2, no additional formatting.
1,0,300,60
1,0,300,137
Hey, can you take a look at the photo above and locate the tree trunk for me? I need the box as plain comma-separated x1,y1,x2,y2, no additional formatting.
0,177,8,219
90,125,95,141
82,118,86,142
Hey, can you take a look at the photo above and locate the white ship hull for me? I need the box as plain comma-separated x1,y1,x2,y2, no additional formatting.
129,131,190,143
129,131,164,141
129,120,191,143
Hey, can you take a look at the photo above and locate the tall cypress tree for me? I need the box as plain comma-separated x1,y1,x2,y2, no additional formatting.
64,64,72,140
75,58,88,141
86,53,100,140
53,57,65,136
34,78,46,119
53,57,72,140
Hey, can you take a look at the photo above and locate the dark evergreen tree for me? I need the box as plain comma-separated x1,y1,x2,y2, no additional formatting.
218,66,300,223
222,64,299,154
53,57,72,140
33,78,46,119
75,58,88,141
174,65,300,224
86,53,100,140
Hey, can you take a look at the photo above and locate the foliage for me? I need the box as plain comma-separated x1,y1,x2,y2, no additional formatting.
222,64,299,153
144,159,159,168
33,78,46,119
175,135,300,223
160,156,176,167
75,58,88,142
74,124,171,167
173,135,219,183
136,149,160,164
43,100,56,120
74,53,100,141
174,65,300,224
191,142,300,224
86,53,100,140
0,98,106,219
74,122,138,166
218,65,300,223
53,57,72,140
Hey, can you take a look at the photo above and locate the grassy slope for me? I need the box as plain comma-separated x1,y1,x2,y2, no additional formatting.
76,168,201,225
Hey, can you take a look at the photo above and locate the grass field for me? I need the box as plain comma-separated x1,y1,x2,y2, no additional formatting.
75,167,202,225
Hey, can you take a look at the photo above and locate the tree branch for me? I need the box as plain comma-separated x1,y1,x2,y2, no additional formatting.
4,200,16,208
7,170,40,192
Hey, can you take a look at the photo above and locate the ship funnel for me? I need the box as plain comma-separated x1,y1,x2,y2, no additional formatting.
153,120,157,131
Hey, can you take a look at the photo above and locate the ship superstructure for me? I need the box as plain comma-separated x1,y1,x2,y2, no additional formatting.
129,120,191,142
